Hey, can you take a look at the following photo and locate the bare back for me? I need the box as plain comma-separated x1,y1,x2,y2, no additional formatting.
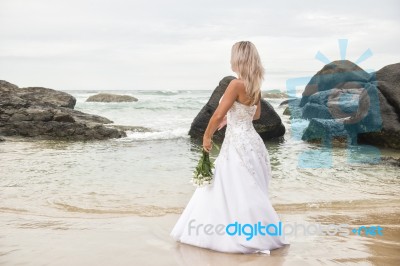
235,79,261,106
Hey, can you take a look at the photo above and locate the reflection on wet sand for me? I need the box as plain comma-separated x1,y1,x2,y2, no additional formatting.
1,201,398,265
172,242,289,266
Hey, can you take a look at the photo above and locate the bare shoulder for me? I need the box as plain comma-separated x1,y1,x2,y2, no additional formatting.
229,79,246,101
229,79,245,91
230,78,244,85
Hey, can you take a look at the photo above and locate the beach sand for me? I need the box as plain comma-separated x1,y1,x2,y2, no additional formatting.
1,200,399,266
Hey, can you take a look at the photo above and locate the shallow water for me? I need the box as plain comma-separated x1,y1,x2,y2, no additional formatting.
1,90,399,217
1,90,399,265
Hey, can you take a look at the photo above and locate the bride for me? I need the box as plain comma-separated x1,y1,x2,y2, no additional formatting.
170,41,289,254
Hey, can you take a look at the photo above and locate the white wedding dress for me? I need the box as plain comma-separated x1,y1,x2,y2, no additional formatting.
170,97,289,254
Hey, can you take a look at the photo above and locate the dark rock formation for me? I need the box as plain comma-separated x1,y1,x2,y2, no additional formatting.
298,61,400,149
283,98,303,119
302,118,350,144
86,93,138,102
283,107,291,116
358,63,400,148
0,80,126,140
279,99,295,106
380,156,400,167
300,60,370,107
188,76,285,142
280,99,300,117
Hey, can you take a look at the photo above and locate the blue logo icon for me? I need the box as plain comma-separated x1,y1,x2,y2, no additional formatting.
286,39,382,168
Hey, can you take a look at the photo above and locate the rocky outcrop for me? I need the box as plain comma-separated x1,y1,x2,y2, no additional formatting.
0,80,126,140
357,63,400,148
188,76,285,142
299,60,370,107
86,93,138,102
380,156,400,167
281,98,302,117
297,61,400,149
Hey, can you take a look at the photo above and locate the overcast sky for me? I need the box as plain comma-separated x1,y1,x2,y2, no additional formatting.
0,0,399,90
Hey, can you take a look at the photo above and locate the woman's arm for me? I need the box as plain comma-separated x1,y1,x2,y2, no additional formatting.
203,80,240,152
253,99,261,120
217,115,227,130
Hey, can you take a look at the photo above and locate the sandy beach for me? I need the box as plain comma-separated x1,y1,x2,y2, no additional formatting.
1,198,399,266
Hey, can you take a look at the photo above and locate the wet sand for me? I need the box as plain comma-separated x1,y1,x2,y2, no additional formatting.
1,200,399,266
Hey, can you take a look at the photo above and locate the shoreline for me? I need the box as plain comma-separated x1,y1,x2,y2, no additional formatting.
1,201,399,265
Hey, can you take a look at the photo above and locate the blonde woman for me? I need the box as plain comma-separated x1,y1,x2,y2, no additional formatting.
170,41,289,254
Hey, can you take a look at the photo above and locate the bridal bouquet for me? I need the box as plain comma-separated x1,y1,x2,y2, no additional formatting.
191,144,220,187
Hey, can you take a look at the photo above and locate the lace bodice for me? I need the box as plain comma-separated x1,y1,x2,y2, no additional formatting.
226,101,257,130
217,97,271,188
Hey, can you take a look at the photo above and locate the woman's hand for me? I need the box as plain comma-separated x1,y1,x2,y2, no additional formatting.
217,115,227,130
203,136,212,153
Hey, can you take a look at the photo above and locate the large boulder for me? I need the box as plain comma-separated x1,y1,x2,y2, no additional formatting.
188,76,285,142
300,60,370,107
86,93,138,102
298,61,400,149
0,80,126,140
358,63,400,148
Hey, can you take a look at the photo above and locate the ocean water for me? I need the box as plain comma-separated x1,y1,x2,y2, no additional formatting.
0,90,399,218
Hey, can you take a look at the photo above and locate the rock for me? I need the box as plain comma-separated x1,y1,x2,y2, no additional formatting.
0,81,77,109
0,136,5,142
302,87,362,120
281,99,300,116
298,61,400,149
0,80,19,91
283,107,291,116
0,80,126,140
279,99,297,106
86,93,138,102
20,87,76,108
283,98,303,119
380,156,400,167
300,60,370,107
53,112,75,123
188,76,285,142
375,63,400,114
358,63,400,148
302,118,350,144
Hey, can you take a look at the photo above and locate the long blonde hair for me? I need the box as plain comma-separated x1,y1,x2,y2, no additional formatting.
230,41,264,105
